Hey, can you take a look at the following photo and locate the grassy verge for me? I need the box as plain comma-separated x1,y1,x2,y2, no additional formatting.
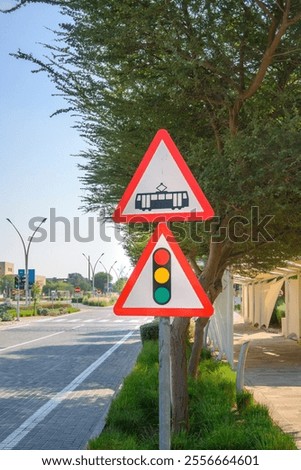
6,302,80,319
82,295,117,307
88,341,297,450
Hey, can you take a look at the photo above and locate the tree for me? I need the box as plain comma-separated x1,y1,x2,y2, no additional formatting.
4,0,301,432
31,282,41,315
43,278,74,295
113,277,128,294
0,275,14,297
67,272,91,291
94,271,112,292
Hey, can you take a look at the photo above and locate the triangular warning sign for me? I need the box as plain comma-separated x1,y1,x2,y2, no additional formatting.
113,129,214,223
114,223,214,317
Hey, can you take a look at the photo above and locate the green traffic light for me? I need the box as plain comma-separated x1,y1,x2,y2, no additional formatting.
154,286,170,305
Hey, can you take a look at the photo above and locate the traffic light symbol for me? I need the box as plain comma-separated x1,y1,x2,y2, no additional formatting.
14,276,19,289
153,248,171,305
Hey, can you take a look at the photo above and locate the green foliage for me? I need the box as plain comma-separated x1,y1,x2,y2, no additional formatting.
0,303,15,322
139,319,159,344
94,272,112,292
270,297,286,327
43,278,74,295
37,308,51,316
9,1,301,276
88,340,297,450
236,390,254,412
6,303,79,318
113,277,127,294
0,275,14,294
82,295,116,306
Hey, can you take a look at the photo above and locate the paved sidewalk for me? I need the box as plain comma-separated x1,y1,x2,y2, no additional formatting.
233,320,301,449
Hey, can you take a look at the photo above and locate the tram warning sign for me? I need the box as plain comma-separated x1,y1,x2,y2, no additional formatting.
112,129,214,223
113,223,214,317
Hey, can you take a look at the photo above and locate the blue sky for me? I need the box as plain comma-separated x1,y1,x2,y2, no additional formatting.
0,2,131,279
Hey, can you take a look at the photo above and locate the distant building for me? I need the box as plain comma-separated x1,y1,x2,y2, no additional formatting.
0,261,14,276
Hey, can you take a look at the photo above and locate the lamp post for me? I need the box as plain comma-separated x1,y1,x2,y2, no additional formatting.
99,260,117,294
111,265,128,282
7,217,47,306
82,253,104,293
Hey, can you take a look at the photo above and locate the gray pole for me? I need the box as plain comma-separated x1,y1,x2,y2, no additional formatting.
159,316,171,450
83,253,104,294
16,288,20,321
7,217,46,307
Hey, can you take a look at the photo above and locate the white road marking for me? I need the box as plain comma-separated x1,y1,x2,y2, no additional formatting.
0,331,65,353
0,330,135,450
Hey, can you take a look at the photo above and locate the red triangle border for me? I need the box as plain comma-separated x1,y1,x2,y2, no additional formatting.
114,223,214,317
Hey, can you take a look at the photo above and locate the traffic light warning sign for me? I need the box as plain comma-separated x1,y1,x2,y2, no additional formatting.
114,224,214,317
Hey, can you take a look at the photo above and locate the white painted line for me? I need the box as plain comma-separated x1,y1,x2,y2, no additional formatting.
36,318,54,323
83,319,94,323
98,319,108,323
68,319,80,323
0,331,65,353
114,320,124,323
0,329,135,450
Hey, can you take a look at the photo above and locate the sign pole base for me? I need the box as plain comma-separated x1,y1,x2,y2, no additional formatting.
159,316,171,450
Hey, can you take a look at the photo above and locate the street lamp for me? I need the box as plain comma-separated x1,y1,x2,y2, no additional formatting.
99,260,117,294
82,252,104,293
7,217,47,306
111,264,128,281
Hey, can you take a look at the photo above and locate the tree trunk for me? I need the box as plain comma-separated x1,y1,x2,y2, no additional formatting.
188,236,231,378
170,316,190,433
188,317,209,378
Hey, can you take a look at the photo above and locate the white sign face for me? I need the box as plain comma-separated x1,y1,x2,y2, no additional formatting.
123,234,204,309
114,223,214,317
113,129,214,223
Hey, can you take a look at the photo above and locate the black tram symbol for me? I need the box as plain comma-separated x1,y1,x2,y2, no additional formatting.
135,183,189,211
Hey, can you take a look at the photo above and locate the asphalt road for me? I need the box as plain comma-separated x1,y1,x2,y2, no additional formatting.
0,306,149,450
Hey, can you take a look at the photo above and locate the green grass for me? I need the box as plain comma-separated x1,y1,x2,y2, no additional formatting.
88,340,297,450
6,303,79,319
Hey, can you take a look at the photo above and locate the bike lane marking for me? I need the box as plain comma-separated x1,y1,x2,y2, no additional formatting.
0,329,135,450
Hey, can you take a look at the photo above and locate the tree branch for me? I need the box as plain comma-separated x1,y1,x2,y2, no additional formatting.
0,0,63,13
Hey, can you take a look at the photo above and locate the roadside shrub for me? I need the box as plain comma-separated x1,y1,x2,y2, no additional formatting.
82,296,116,306
0,303,15,321
140,319,159,343
37,308,50,316
39,302,71,309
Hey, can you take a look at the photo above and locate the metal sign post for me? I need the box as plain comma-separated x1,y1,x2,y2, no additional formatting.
112,129,215,451
16,289,20,322
159,316,171,450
